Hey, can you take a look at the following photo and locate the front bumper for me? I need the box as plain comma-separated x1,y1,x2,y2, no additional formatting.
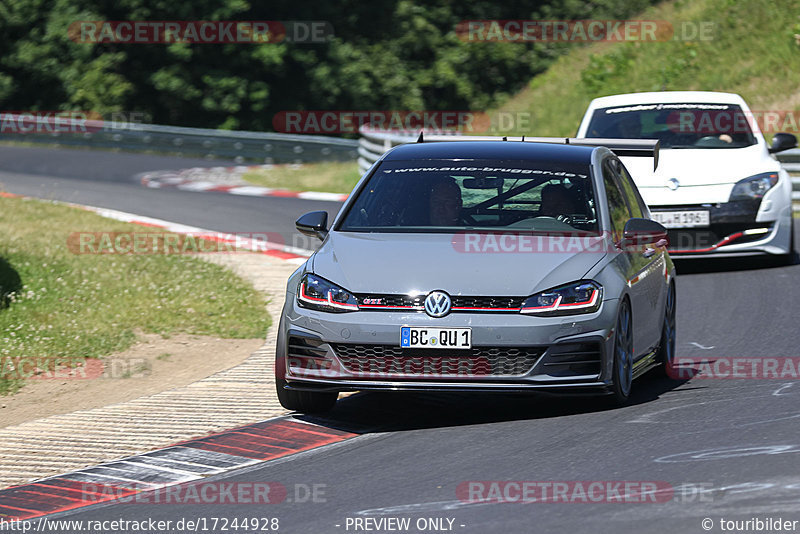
651,199,790,256
278,295,620,392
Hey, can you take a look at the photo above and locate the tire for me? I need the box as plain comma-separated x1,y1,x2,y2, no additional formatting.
655,283,677,379
276,378,338,413
609,299,634,405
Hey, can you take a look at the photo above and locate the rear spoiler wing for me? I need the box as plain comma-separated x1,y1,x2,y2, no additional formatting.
416,134,660,171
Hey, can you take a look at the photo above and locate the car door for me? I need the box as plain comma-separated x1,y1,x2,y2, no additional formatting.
611,158,667,355
602,158,651,359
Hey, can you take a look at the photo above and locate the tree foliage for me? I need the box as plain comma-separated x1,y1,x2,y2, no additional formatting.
0,0,656,130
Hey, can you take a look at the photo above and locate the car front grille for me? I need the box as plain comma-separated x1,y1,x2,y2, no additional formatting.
452,296,526,310
354,294,525,312
331,343,542,377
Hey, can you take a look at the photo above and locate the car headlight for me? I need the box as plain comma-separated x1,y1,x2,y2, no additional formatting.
297,273,358,313
729,172,779,201
520,281,602,316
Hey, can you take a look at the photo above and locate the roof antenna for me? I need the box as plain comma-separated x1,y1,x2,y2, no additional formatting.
502,136,508,141
417,131,424,143
521,136,525,142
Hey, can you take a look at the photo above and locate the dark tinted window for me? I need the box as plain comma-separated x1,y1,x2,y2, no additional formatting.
611,160,646,218
338,159,599,234
608,159,647,217
602,160,630,235
586,103,756,149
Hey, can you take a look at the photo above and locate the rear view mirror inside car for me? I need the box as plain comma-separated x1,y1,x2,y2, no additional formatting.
463,177,503,189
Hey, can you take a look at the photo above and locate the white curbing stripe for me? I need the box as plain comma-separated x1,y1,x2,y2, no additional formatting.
141,171,349,202
227,185,276,196
298,191,352,201
173,181,222,191
71,203,312,264
0,192,311,264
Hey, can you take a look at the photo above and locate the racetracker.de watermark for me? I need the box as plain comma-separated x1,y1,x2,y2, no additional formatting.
456,20,715,42
272,110,533,135
68,21,333,44
449,232,667,256
666,109,800,134
0,111,150,134
456,481,714,503
668,357,800,380
77,482,318,505
67,231,286,255
0,356,149,380
452,232,612,254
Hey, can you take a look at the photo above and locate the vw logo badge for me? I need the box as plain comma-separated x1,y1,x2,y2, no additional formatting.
667,178,680,191
424,291,452,318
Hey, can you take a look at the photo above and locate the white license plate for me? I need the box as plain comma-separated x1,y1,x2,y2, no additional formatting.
400,327,471,349
652,210,710,228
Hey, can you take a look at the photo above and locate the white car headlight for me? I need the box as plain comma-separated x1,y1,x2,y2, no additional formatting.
729,172,778,201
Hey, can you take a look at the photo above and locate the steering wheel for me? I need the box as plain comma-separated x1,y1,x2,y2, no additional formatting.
695,135,731,147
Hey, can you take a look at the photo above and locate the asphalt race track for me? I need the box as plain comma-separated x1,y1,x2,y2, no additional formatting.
0,145,339,253
3,144,800,534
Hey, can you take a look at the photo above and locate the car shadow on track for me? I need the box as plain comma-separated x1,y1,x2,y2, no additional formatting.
296,373,691,434
673,252,798,275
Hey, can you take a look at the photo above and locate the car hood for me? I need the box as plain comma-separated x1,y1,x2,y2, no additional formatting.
621,144,778,188
311,232,606,296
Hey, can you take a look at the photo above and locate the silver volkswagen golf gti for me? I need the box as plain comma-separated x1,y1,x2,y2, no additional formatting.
276,138,676,412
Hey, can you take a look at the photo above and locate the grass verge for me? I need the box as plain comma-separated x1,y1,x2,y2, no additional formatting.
0,195,270,395
242,161,361,194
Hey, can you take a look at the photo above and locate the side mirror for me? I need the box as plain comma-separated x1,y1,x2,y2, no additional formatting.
620,218,668,247
296,211,328,240
768,133,798,154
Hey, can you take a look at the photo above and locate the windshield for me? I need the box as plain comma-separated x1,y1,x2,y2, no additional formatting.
337,159,599,234
585,103,757,149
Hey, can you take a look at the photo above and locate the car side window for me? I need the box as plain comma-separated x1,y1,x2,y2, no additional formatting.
602,160,631,236
614,160,649,218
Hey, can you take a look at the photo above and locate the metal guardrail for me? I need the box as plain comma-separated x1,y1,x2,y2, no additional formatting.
359,129,800,206
358,128,475,173
357,129,452,174
780,148,800,202
0,114,359,164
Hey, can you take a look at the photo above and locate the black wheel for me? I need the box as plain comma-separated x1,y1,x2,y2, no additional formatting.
609,299,633,405
276,378,338,413
655,283,676,378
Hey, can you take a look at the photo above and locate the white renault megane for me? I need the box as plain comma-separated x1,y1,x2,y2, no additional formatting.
577,91,797,260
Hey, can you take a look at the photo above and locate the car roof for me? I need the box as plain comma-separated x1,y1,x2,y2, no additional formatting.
382,140,597,164
587,91,748,108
